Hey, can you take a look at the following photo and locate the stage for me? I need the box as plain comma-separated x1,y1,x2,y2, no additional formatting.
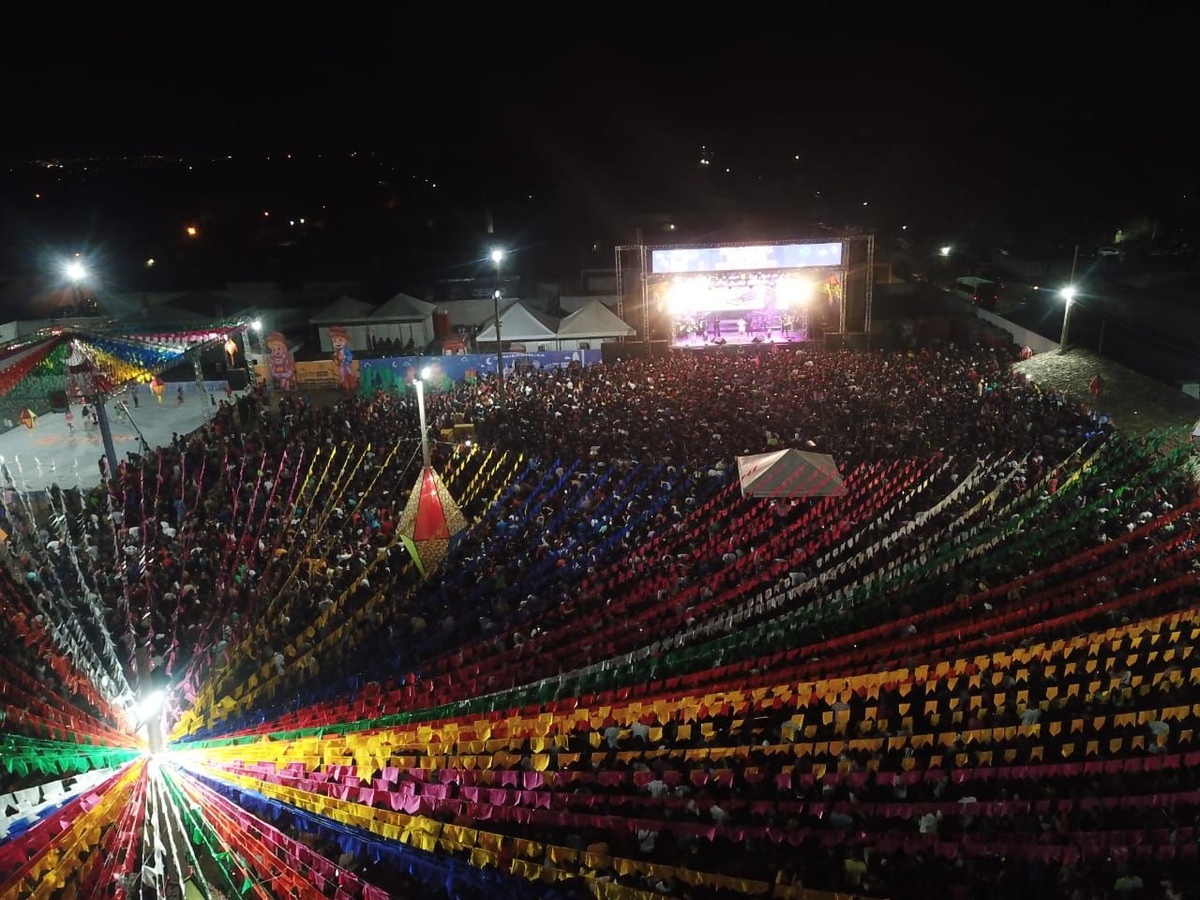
671,329,811,350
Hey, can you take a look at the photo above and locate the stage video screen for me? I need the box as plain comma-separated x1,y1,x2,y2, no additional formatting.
650,242,843,275
651,271,843,348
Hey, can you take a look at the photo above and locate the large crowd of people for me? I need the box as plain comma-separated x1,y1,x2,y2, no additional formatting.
3,341,1198,899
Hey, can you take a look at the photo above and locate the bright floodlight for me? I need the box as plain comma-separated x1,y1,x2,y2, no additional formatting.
939,246,952,257
420,366,432,381
64,261,87,282
490,249,504,264
134,689,165,723
778,277,816,307
665,280,700,316
250,318,263,331
1061,286,1077,302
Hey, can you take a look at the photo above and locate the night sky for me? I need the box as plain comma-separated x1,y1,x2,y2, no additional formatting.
1,13,1193,272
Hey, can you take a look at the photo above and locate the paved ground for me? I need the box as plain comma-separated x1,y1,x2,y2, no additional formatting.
1014,347,1200,438
0,391,232,493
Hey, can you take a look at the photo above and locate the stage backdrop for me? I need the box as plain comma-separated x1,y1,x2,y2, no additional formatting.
358,350,601,395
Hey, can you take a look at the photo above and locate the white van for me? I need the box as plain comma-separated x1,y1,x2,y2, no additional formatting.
952,276,1000,310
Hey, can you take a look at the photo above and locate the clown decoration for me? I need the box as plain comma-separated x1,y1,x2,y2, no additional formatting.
265,331,296,391
327,325,359,393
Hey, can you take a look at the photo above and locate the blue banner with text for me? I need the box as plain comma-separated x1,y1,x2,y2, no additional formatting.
358,350,601,394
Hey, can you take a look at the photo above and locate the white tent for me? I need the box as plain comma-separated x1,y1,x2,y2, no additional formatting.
310,295,376,352
368,292,435,352
735,449,846,498
1192,419,1200,449
474,301,559,347
555,299,634,349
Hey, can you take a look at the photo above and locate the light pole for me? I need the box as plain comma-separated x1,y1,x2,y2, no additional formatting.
63,261,120,481
244,317,262,387
490,248,505,402
1059,285,1077,354
414,366,432,470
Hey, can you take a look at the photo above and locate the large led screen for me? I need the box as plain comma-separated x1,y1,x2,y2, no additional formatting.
650,242,843,275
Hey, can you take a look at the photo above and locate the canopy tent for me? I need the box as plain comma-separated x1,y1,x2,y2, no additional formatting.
309,295,376,325
555,299,635,342
474,302,559,345
735,448,846,498
310,295,376,352
368,292,435,352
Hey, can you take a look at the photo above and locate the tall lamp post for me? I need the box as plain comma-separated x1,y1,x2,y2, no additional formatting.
63,262,120,481
414,366,433,470
1059,285,1077,354
1058,244,1080,355
490,248,505,402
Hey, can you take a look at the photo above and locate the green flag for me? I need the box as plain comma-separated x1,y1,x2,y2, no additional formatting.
400,533,426,577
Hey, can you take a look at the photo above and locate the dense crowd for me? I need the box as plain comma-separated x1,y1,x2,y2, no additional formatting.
3,341,1197,900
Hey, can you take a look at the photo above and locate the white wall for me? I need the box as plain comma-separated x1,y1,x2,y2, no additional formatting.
974,308,1059,355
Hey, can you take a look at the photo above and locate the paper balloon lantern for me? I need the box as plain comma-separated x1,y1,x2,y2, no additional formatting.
151,377,166,403
19,408,37,430
224,337,238,362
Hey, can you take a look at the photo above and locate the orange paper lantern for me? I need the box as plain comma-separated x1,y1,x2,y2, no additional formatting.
19,408,37,430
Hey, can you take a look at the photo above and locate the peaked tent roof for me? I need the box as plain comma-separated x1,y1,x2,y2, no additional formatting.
556,299,635,339
474,302,559,342
735,449,846,498
370,292,435,322
309,295,376,325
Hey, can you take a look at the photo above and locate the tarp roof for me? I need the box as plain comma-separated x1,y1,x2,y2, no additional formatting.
735,449,846,498
369,292,435,322
556,299,635,339
309,295,376,325
475,302,559,342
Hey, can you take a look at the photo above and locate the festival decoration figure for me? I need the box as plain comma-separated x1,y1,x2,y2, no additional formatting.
398,466,467,578
265,331,296,391
150,377,166,403
327,325,359,393
19,408,36,430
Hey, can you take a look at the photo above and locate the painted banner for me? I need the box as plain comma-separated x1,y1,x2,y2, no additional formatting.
263,331,297,390
358,350,601,395
327,325,360,393
254,359,361,391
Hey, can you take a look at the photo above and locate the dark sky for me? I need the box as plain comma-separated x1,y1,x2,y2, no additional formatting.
2,13,1192,236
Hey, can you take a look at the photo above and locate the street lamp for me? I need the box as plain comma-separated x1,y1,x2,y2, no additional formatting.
64,260,87,283
490,249,505,401
1059,285,1077,354
414,366,433,469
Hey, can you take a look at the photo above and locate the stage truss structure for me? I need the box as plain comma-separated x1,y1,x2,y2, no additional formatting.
616,234,875,346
